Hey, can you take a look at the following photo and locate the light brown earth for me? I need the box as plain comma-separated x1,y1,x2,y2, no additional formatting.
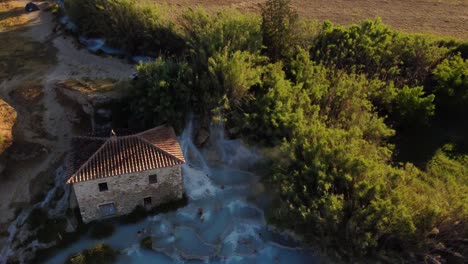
0,0,32,31
159,0,468,39
0,0,133,242
0,99,16,155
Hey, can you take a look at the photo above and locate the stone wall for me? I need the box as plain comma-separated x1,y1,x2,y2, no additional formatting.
72,165,183,223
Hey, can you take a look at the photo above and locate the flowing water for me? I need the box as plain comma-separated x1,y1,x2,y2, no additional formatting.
0,165,71,264
42,120,320,263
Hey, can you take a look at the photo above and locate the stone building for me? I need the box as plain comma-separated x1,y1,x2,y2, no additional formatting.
67,126,185,223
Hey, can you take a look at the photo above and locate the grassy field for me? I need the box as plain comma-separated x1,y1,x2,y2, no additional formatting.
157,0,468,39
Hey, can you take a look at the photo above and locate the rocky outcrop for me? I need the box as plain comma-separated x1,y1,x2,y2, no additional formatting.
0,99,16,154
55,80,129,133
195,127,210,147
194,115,211,147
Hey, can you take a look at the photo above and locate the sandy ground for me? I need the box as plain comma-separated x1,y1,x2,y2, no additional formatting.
0,1,133,239
160,0,468,39
0,99,16,154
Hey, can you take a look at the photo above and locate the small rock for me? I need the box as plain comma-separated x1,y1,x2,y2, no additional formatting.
195,127,210,147
25,2,40,13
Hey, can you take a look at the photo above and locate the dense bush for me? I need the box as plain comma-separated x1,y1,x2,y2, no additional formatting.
310,18,451,87
130,58,191,131
130,9,265,127
261,0,299,61
183,8,262,58
65,243,118,264
431,53,468,118
26,208,68,243
65,0,185,55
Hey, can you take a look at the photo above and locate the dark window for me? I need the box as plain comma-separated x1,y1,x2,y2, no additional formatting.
98,182,108,192
148,174,157,184
143,197,152,207
99,202,116,217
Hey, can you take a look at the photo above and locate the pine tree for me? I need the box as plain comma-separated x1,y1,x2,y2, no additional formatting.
261,0,299,62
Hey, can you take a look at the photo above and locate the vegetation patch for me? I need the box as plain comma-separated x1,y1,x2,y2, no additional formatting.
58,79,124,95
25,208,67,244
8,81,45,119
0,98,16,154
65,0,185,55
0,30,57,80
65,243,119,264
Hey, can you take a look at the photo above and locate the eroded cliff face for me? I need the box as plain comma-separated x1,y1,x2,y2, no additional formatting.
0,99,16,159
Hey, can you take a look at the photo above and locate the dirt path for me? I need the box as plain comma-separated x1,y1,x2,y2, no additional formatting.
0,1,133,238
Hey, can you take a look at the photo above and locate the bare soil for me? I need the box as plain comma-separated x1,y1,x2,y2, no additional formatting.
0,1,32,31
159,0,468,39
0,99,16,154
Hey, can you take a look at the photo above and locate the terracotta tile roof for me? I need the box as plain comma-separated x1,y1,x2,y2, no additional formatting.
67,126,185,184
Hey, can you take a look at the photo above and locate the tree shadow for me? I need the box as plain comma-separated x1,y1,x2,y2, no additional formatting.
0,3,45,32
0,6,24,22
392,117,468,167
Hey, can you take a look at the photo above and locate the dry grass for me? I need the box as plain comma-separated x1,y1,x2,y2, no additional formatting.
8,81,49,139
157,0,468,39
9,81,44,105
0,1,33,31
0,99,16,154
0,30,57,80
59,79,118,94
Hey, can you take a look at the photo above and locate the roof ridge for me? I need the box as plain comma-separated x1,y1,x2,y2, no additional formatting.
136,136,185,164
67,138,111,183
74,136,108,140
134,125,166,137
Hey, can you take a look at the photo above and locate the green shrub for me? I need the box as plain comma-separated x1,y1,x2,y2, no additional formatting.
65,0,185,55
89,221,115,239
310,18,452,87
261,0,299,61
183,8,262,57
65,243,118,264
130,58,192,131
431,53,468,117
